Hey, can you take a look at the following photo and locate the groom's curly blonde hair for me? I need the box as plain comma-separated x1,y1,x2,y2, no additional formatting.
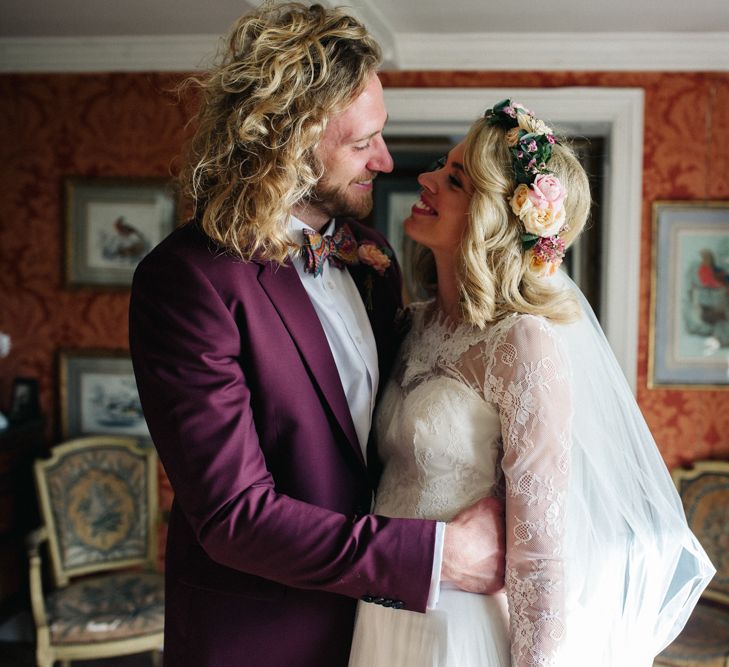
179,1,381,262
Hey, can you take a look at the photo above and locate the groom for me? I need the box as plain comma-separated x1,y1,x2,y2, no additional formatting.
129,3,504,666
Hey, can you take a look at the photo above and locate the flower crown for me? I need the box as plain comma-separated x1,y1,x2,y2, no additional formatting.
484,99,568,277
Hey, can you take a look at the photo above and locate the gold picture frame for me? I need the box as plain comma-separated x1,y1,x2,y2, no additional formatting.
649,200,729,389
64,177,176,289
59,349,150,439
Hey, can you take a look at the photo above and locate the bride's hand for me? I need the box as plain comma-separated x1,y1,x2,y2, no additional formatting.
440,496,505,595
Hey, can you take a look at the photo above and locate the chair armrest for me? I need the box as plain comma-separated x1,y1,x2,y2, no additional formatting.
26,526,49,630
25,526,48,556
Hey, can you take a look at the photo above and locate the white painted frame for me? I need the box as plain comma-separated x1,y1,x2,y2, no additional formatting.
383,87,644,391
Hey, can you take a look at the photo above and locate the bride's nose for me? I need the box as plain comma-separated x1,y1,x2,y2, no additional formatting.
418,170,437,192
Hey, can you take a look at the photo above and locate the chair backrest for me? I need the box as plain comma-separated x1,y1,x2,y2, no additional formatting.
673,460,729,606
34,436,158,587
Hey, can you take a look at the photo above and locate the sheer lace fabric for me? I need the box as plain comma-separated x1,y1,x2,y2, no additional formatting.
358,301,571,667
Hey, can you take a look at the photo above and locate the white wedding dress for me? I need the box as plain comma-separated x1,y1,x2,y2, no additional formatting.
349,284,714,667
349,301,571,667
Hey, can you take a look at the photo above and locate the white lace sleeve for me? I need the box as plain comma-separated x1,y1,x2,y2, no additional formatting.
487,315,571,667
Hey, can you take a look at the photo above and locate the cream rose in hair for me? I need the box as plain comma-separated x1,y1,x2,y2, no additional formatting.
529,253,561,278
522,203,566,238
517,112,553,136
510,184,534,218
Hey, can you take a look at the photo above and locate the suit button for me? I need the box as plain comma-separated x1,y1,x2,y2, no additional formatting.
392,600,404,609
361,595,374,603
373,597,385,605
381,599,393,607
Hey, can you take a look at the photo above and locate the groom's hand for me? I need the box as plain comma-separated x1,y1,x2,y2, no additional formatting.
440,496,505,594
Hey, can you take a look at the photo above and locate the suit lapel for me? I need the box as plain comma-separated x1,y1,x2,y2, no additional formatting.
348,262,383,353
256,259,365,467
342,222,404,483
345,238,399,383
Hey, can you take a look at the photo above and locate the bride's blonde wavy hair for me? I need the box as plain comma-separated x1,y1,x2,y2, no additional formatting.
413,117,591,327
178,1,382,262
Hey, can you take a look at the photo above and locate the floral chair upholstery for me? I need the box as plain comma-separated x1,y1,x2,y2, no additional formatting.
28,436,163,667
654,460,729,667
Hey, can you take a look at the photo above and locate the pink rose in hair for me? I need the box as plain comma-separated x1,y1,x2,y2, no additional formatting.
531,174,567,210
527,184,548,209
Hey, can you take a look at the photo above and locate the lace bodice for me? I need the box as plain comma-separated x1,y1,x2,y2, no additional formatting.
373,301,572,667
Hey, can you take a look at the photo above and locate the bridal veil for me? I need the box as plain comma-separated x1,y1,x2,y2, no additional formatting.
555,271,714,665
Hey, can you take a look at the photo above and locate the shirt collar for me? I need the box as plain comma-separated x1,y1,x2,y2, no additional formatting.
287,215,335,245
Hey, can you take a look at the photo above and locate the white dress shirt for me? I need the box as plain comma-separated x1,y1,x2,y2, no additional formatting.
288,216,444,608
289,217,378,458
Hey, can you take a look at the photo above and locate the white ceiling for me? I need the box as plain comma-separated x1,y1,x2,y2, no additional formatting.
1,0,728,72
3,0,729,37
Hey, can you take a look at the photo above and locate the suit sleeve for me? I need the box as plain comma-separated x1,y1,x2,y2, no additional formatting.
129,246,436,612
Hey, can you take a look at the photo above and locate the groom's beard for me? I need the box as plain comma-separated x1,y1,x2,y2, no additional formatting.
306,173,376,221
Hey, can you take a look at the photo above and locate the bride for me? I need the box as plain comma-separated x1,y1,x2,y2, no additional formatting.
348,100,714,666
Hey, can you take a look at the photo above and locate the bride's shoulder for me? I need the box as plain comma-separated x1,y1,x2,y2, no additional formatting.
499,312,556,336
490,313,562,352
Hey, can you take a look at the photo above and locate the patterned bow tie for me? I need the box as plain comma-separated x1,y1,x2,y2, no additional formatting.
300,224,359,277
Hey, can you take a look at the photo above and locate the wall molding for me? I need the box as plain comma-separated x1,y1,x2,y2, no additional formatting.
0,33,726,73
396,33,729,72
383,87,644,391
0,35,221,73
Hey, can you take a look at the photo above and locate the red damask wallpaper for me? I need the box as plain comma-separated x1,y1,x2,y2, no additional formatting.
1,72,728,548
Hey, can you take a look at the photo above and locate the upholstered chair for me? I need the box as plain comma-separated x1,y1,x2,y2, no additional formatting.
28,436,164,667
654,460,729,667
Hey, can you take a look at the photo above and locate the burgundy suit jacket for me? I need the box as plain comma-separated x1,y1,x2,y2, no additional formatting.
129,220,437,667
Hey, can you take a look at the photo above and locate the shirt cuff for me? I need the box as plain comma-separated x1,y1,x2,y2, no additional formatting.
426,521,446,609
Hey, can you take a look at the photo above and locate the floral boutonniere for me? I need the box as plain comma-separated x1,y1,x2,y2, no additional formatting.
358,241,392,275
356,241,393,311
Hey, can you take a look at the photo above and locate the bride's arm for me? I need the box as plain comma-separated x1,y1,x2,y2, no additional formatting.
488,316,571,667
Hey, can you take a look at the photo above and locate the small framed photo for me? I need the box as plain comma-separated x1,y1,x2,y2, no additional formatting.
9,377,41,423
59,349,150,439
649,201,729,388
65,178,176,288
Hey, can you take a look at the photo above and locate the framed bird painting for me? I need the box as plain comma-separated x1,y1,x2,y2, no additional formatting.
64,178,177,288
59,348,150,439
649,201,729,388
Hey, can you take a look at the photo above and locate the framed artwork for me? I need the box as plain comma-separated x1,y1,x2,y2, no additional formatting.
59,349,150,439
65,178,176,288
649,201,729,388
